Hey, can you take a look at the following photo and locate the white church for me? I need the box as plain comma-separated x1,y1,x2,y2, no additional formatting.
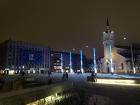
99,18,140,73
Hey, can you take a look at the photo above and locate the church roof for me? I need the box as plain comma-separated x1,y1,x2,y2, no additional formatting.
115,44,140,59
115,44,140,50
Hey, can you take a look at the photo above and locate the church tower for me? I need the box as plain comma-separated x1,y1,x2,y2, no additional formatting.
103,17,114,73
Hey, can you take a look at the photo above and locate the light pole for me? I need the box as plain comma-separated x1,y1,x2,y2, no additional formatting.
123,36,136,74
130,44,136,74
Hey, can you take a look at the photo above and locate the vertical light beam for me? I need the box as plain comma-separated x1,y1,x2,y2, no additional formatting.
130,44,136,74
93,48,97,73
110,45,114,73
69,51,73,73
61,53,64,73
80,50,84,73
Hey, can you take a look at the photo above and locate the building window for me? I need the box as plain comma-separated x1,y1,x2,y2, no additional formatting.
121,63,124,70
54,66,56,69
57,66,61,69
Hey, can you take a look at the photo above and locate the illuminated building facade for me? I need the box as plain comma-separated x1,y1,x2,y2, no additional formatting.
99,18,140,73
102,18,115,73
0,39,50,73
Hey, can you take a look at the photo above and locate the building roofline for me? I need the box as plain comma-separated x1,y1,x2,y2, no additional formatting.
115,44,140,50
0,39,50,48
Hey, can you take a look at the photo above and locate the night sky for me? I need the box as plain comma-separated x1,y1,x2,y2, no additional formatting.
0,0,140,58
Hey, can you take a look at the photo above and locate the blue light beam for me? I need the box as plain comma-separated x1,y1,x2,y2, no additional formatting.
80,50,84,73
93,48,97,73
61,53,64,73
69,51,74,73
110,45,114,73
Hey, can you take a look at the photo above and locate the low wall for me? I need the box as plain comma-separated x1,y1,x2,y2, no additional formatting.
96,78,140,84
0,82,73,105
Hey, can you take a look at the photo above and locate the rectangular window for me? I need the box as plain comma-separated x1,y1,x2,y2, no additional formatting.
121,63,124,70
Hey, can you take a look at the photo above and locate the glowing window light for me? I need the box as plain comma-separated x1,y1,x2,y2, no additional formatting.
80,50,84,73
9,70,15,75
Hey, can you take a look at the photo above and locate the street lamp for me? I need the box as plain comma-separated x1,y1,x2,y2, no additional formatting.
123,36,136,74
72,48,76,51
130,44,136,74
85,45,89,48
123,37,127,40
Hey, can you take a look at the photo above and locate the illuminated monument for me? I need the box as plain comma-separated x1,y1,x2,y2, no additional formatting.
101,18,128,73
103,18,114,73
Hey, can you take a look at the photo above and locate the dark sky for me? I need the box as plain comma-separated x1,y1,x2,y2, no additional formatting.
0,0,140,58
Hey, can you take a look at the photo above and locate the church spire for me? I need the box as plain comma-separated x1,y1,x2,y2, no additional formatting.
106,17,111,32
107,17,110,26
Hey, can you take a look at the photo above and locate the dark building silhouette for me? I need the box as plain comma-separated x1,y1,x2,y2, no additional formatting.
51,51,92,73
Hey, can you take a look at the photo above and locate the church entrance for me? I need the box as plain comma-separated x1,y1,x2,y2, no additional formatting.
106,63,110,73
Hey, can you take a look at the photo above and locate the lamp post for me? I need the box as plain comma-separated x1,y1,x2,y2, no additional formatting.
130,44,136,74
123,36,135,74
